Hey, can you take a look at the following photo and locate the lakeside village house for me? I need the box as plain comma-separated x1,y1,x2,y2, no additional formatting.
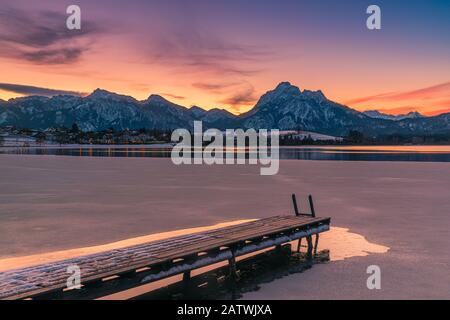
0,123,345,147
0,126,170,146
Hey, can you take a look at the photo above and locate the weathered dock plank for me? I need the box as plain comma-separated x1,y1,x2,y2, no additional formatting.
0,215,330,300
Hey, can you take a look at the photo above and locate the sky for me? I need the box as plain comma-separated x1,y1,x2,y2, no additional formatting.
0,0,449,115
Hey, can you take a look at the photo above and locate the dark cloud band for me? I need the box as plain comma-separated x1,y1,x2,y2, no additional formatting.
0,7,103,65
0,83,86,97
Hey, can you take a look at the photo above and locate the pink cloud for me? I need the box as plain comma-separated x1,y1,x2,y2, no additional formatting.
346,81,450,105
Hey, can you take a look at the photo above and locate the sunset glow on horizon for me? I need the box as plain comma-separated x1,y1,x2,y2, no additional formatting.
1,0,449,116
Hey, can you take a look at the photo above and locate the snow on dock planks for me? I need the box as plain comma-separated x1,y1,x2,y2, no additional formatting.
0,215,330,300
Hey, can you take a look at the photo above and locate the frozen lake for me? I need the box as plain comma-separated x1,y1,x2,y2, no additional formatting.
0,155,449,299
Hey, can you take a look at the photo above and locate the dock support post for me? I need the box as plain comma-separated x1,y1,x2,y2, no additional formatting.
292,194,300,216
293,194,302,252
306,236,313,259
308,195,316,218
183,271,191,284
309,195,319,256
182,270,192,296
228,250,237,282
314,234,320,255
296,238,302,253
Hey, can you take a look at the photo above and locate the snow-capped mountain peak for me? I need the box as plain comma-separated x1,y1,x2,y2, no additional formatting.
88,88,136,103
146,94,172,104
363,110,425,121
272,82,302,96
302,89,327,102
189,106,208,119
89,88,115,98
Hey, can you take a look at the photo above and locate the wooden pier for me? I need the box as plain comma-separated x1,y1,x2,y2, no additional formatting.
0,196,330,300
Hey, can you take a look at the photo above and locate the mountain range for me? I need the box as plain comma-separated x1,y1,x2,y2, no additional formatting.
362,110,424,121
1,82,450,137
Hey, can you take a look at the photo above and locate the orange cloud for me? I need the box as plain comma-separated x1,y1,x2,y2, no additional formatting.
345,81,450,115
346,81,450,105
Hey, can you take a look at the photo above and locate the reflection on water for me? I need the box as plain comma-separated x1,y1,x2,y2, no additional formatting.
131,245,330,300
104,226,389,300
128,225,387,300
2,145,450,162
